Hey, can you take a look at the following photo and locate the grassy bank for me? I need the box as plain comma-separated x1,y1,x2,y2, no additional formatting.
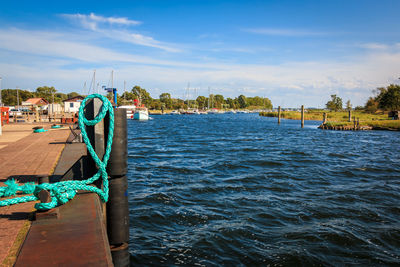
259,110,400,130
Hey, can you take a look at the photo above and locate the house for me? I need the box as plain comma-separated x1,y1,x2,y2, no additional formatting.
63,96,84,113
21,98,49,111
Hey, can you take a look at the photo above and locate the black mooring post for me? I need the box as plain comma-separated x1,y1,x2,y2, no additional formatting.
105,108,130,267
84,98,105,184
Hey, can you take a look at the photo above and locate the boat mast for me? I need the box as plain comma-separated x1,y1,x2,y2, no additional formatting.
186,82,190,109
93,69,96,94
124,80,126,101
111,70,114,91
208,87,210,109
16,86,19,109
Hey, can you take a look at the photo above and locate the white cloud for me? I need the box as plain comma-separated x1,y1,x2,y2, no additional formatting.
359,43,389,50
0,28,186,65
1,27,400,107
100,30,181,53
62,12,180,52
243,28,326,37
63,13,141,30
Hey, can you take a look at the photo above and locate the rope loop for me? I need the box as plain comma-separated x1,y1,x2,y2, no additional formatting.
0,94,114,210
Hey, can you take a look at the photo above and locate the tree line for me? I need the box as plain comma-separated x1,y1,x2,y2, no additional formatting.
0,86,80,106
1,85,273,110
325,84,400,113
118,85,273,110
364,84,400,113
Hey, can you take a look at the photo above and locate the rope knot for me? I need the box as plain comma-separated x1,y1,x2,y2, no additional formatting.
3,179,18,197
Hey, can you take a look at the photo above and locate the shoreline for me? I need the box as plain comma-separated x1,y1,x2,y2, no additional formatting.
259,111,400,131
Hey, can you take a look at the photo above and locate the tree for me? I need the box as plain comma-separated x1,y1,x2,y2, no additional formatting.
196,96,207,109
159,93,172,109
214,94,224,109
365,97,379,113
377,84,400,111
263,97,273,109
326,94,343,111
346,100,352,111
131,85,153,107
35,86,57,102
1,89,34,106
67,92,80,99
238,95,248,109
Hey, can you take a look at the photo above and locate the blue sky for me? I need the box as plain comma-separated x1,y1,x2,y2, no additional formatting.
0,0,399,107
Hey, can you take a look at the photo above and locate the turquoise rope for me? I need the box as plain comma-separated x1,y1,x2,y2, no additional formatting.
0,94,114,210
34,128,48,133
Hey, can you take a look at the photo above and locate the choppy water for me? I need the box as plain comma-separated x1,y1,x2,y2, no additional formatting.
127,114,400,266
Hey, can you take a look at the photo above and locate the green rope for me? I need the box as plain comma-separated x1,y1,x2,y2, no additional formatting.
0,94,114,210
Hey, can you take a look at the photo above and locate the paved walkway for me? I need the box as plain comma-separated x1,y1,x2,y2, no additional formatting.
0,123,70,265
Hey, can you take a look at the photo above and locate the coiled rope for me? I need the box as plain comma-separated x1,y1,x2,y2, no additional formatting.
0,94,114,210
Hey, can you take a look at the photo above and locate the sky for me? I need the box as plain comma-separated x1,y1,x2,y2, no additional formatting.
0,0,399,108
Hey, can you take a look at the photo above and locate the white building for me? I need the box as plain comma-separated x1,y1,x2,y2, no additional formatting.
63,96,84,113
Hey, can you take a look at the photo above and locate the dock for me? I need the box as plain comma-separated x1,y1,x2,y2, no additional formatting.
0,123,70,265
0,121,117,266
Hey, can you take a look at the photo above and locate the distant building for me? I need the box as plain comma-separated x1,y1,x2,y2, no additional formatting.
48,103,63,114
21,98,49,111
63,96,84,113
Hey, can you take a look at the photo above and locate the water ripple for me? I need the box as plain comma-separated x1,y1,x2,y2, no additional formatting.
128,114,400,266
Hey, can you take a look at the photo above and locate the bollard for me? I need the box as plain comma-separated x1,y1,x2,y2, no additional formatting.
278,106,281,124
107,176,129,244
323,112,327,124
348,110,352,122
106,109,127,177
301,105,304,128
105,108,129,267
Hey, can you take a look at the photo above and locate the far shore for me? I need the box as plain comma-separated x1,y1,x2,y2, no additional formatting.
259,110,400,131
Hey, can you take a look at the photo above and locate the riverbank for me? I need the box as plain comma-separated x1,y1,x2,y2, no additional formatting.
259,110,400,131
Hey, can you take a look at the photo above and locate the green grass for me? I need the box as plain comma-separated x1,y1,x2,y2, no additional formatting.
260,110,400,130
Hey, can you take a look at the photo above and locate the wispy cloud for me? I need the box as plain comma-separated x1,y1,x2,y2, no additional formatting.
0,28,182,65
359,42,389,50
243,28,326,37
1,26,400,107
99,30,182,53
62,13,180,52
62,13,141,30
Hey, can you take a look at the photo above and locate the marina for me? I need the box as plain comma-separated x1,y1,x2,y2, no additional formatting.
0,1,400,266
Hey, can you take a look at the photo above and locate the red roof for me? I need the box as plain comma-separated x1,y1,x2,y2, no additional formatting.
24,98,49,105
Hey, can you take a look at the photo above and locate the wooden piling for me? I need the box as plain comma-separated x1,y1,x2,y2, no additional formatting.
278,106,281,124
353,116,356,130
301,105,304,128
323,112,327,124
348,110,352,122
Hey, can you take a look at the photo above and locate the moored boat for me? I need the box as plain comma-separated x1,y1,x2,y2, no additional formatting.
133,107,149,120
118,105,136,119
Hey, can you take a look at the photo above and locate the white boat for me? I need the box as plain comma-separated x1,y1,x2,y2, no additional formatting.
133,107,149,120
207,108,220,114
168,110,181,115
118,105,136,119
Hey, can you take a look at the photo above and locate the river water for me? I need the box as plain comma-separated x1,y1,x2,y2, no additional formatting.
127,113,400,266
